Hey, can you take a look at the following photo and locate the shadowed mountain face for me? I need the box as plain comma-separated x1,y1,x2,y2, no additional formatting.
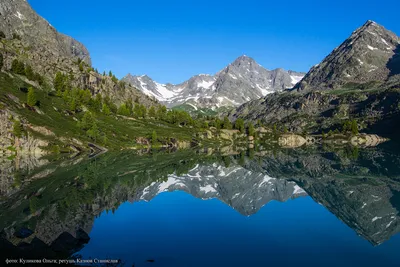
1,145,400,259
387,44,400,77
244,145,400,246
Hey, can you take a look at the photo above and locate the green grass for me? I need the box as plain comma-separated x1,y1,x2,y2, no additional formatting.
0,72,202,150
172,103,233,117
325,87,383,96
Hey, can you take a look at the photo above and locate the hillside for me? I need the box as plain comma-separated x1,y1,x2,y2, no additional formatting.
229,21,400,136
0,0,157,107
294,20,400,91
0,0,220,156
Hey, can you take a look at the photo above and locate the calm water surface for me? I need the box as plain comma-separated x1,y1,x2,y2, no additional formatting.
78,192,400,267
1,146,399,267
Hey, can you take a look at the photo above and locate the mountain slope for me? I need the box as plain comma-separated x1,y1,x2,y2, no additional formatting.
295,20,400,91
229,21,400,135
0,0,90,65
123,56,305,108
0,0,157,108
0,0,186,156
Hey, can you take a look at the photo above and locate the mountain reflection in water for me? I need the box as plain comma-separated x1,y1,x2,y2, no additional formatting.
0,144,399,266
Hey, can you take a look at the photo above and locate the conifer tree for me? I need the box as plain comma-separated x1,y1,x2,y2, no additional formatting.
27,87,37,107
148,106,156,118
102,103,111,115
223,116,232,129
248,122,255,136
151,130,158,145
13,120,23,138
235,119,245,133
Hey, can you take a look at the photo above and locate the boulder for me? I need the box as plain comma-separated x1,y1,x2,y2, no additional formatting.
278,134,307,148
351,134,389,147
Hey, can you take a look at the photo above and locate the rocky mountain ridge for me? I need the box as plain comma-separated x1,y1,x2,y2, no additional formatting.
0,0,91,65
229,21,400,135
0,0,157,107
123,55,305,108
244,147,400,246
295,20,400,91
140,163,306,216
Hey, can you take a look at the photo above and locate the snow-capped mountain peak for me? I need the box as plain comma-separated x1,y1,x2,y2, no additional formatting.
123,56,306,108
139,163,307,216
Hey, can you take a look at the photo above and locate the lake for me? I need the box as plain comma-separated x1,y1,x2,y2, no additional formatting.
1,144,399,266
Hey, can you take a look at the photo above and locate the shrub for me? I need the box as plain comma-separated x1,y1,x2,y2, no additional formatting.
12,33,21,40
78,112,96,131
0,31,5,39
11,59,25,75
25,65,35,80
102,103,111,115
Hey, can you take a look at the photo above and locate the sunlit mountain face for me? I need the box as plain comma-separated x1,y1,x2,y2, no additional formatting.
1,145,400,266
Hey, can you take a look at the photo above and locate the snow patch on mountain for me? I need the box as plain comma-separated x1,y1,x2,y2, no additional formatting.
123,56,305,108
138,163,307,216
290,75,304,85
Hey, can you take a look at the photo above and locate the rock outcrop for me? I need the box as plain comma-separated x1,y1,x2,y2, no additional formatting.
0,109,49,156
350,134,389,147
278,134,307,148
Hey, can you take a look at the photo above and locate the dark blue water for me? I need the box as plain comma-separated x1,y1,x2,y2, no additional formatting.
77,191,400,267
2,148,400,266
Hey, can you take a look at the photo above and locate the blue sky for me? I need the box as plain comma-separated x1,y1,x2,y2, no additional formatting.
29,0,400,84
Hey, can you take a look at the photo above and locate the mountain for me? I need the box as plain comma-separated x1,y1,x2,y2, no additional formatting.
229,21,400,135
295,20,400,91
123,55,305,108
0,0,156,107
0,0,90,67
244,147,400,246
0,0,195,158
140,163,306,216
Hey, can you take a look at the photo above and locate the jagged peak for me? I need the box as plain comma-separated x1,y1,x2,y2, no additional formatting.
364,20,378,26
234,55,255,63
129,74,151,79
352,20,397,39
293,20,399,91
228,55,260,71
